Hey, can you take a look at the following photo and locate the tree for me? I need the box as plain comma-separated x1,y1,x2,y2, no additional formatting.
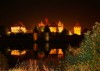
78,22,100,70
62,22,100,71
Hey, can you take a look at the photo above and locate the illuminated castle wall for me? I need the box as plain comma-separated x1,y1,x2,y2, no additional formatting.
38,20,64,33
38,18,81,35
11,26,27,33
10,21,27,33
49,21,63,33
49,27,57,33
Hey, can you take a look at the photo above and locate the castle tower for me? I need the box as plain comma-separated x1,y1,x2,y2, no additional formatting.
57,21,64,33
45,18,49,25
38,21,45,32
74,22,81,35
33,26,39,41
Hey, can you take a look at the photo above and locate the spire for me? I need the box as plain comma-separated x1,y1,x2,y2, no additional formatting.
44,25,50,33
44,17,49,25
33,26,38,33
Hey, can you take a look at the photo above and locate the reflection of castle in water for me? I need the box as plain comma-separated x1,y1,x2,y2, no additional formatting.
9,43,67,58
4,43,68,67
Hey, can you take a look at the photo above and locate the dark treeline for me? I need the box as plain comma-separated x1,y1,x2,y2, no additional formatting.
0,33,84,49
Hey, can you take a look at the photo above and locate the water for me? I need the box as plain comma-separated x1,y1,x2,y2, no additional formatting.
0,43,68,68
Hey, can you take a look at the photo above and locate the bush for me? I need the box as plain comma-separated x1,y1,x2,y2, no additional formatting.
0,52,8,71
62,22,100,71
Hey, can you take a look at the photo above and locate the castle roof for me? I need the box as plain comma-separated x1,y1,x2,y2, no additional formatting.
74,22,81,27
12,21,25,27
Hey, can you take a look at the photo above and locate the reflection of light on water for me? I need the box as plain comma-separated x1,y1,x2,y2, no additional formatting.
9,59,54,71
9,48,65,71
45,43,49,51
58,49,63,54
33,43,38,51
49,49,57,54
38,52,45,58
49,48,64,58
11,50,26,56
58,49,64,58
8,44,65,70
21,50,26,55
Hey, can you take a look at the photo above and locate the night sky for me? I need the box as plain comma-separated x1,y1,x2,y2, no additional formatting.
0,0,100,30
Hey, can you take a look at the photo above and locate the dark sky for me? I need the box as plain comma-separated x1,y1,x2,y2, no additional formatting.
0,0,100,30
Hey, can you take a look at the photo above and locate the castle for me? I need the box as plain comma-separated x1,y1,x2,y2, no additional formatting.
38,18,81,35
74,22,81,35
9,18,81,35
38,20,64,33
69,22,81,35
